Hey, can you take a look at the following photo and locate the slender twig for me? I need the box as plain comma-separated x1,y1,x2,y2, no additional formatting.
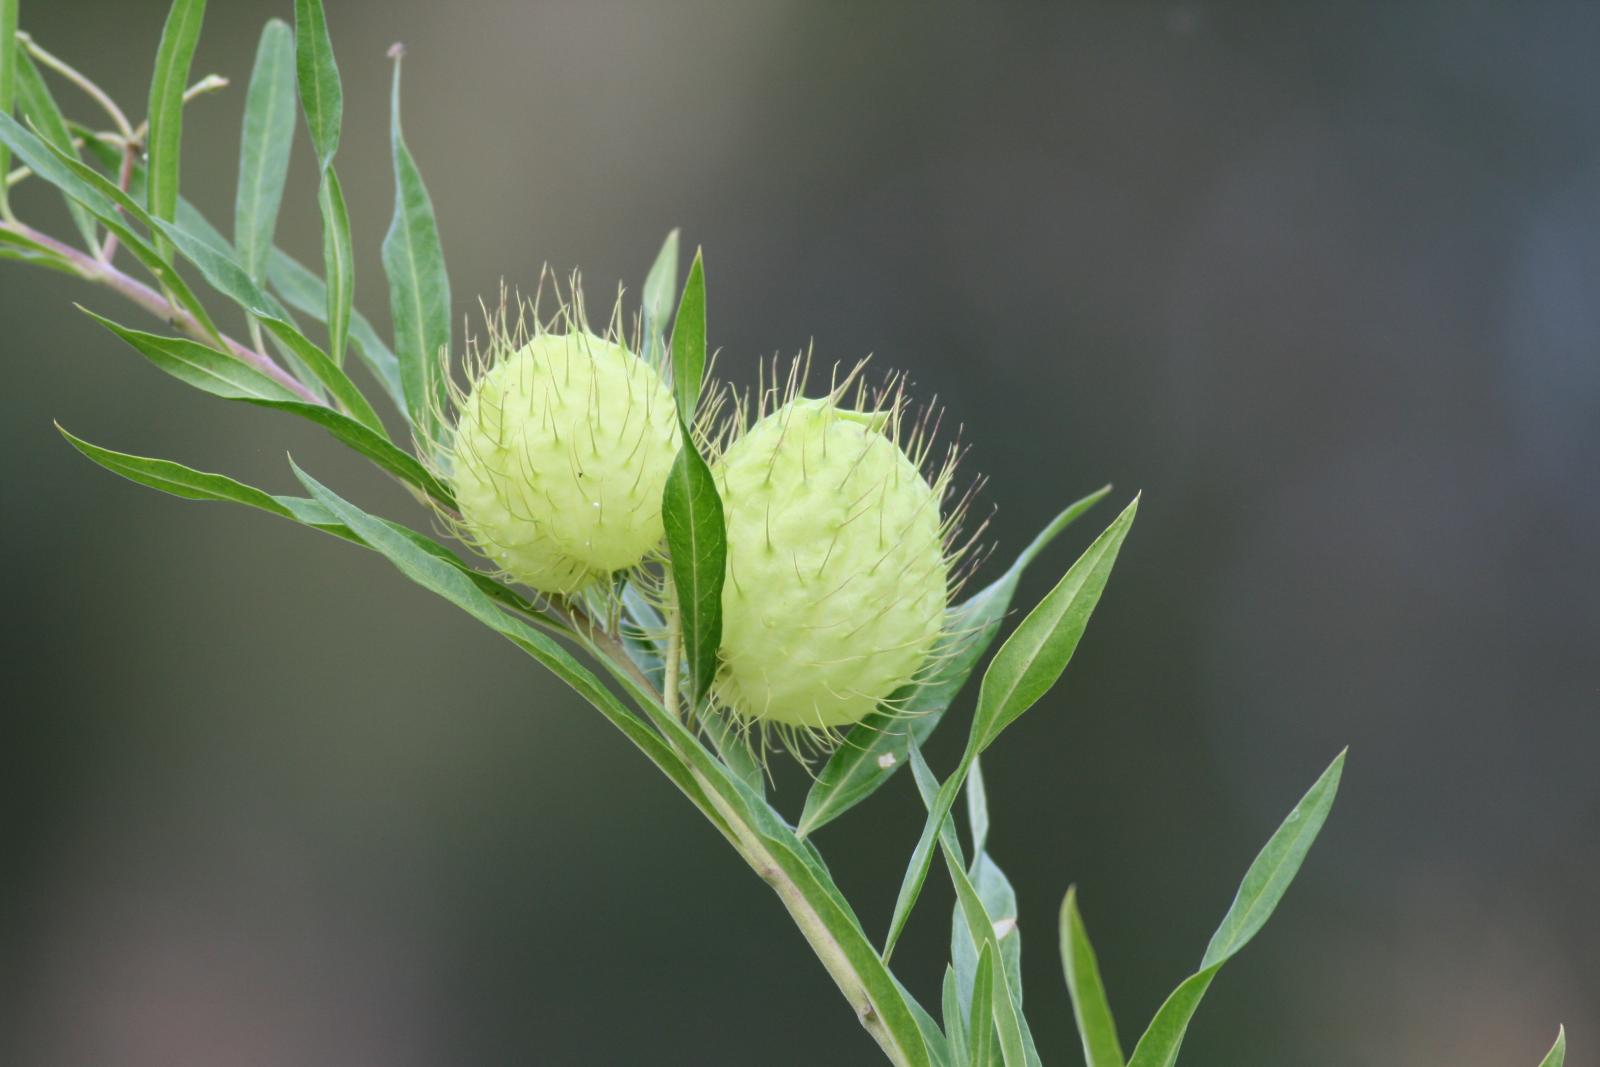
16,32,135,143
0,216,324,404
95,141,136,264
6,76,229,191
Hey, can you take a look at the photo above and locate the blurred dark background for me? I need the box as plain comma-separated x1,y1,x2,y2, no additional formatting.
3,1,1596,1064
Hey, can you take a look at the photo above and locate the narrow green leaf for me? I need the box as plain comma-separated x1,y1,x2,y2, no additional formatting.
669,250,706,420
798,486,1111,836
14,52,99,249
972,495,1138,755
1060,889,1126,1067
57,423,294,517
1126,750,1346,1067
641,228,679,367
83,307,297,402
0,0,16,214
292,0,341,168
269,248,407,413
380,45,450,451
146,0,207,257
85,310,451,507
942,967,970,1067
662,438,726,707
234,19,295,283
968,942,999,1067
1199,749,1346,969
1537,1026,1567,1067
317,165,352,366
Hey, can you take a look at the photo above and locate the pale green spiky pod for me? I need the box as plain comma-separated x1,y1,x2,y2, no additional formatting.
714,387,954,730
449,328,679,594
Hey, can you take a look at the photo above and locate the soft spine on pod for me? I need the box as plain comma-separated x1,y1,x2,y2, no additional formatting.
714,391,954,730
448,328,679,594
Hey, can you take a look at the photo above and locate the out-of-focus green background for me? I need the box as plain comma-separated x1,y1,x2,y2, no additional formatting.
3,2,1596,1064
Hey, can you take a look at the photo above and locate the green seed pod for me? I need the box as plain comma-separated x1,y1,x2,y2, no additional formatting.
450,330,679,594
715,395,951,730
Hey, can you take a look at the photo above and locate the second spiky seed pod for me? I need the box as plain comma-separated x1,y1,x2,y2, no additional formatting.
714,396,951,729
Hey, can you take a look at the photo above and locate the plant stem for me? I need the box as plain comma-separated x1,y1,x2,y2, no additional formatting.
0,216,324,404
689,763,920,1067
573,621,920,1066
662,575,683,720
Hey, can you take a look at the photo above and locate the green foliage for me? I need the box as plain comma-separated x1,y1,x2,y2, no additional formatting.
661,251,725,708
234,19,295,284
1059,889,1125,1067
145,0,206,259
291,0,340,167
380,46,450,452
1539,1026,1567,1067
1,6,1565,1065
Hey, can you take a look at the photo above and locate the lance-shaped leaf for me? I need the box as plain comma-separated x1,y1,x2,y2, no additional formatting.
1126,750,1346,1067
317,165,352,365
85,311,451,507
1060,888,1126,1067
145,0,207,258
234,19,295,284
57,423,293,518
661,251,723,706
884,496,1137,960
669,250,706,418
380,45,450,451
1537,1026,1567,1067
799,486,1111,836
292,0,340,168
662,440,725,708
942,967,970,1067
14,52,98,250
58,426,550,626
968,945,1000,1067
972,494,1138,755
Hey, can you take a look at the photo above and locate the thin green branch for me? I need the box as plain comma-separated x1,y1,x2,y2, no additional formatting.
15,31,134,143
